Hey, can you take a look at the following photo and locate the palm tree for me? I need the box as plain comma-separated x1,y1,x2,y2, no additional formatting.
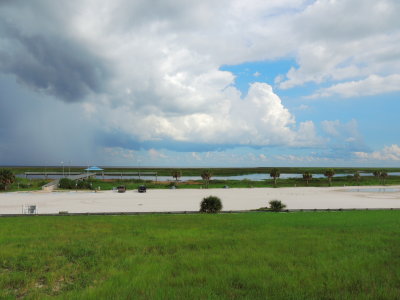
302,172,312,186
269,168,280,187
201,170,212,189
171,170,182,183
380,172,388,185
353,171,361,184
324,168,335,186
373,170,382,184
0,169,16,190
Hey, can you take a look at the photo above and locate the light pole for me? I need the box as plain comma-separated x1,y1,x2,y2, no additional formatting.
61,161,64,177
138,159,141,180
69,160,71,177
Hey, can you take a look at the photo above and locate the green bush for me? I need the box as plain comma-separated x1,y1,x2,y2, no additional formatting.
200,196,222,213
37,180,48,187
167,182,177,188
59,178,93,190
0,169,15,190
77,180,93,189
269,200,287,212
59,178,75,189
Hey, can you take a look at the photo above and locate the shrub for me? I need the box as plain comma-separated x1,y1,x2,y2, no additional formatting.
167,182,177,189
269,200,287,212
0,169,15,190
59,178,75,189
77,180,93,190
59,178,93,190
200,196,222,213
37,180,48,187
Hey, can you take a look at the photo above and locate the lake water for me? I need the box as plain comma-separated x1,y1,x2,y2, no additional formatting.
20,172,400,181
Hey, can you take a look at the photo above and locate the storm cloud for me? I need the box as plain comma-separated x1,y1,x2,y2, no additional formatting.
0,2,110,102
0,0,399,166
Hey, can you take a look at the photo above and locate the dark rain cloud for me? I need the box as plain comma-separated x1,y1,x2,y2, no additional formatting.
0,13,110,103
0,75,97,165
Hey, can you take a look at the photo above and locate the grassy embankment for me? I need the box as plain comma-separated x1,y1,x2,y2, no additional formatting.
0,211,399,299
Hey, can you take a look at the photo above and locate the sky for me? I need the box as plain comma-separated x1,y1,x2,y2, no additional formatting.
0,0,399,167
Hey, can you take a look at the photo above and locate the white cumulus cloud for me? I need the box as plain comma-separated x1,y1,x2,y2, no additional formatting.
354,145,400,161
308,74,400,98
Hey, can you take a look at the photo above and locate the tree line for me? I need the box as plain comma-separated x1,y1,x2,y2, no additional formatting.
171,168,392,188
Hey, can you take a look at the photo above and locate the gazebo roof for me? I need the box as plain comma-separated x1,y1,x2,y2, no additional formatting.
84,166,104,171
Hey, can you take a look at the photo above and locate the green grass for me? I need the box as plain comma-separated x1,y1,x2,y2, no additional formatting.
0,211,399,299
0,177,51,192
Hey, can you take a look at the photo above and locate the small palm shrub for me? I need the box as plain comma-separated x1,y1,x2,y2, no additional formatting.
269,200,287,212
200,196,222,213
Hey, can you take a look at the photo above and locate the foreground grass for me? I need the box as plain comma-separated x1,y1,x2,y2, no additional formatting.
0,211,399,299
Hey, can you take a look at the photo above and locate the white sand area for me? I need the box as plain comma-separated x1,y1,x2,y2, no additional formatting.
1,186,400,214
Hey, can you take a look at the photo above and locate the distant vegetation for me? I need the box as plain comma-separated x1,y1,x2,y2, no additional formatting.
200,169,213,188
324,168,335,186
5,166,400,176
1,166,399,192
171,169,182,182
269,168,280,187
302,171,312,186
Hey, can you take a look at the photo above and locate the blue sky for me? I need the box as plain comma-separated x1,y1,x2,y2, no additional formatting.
0,0,399,167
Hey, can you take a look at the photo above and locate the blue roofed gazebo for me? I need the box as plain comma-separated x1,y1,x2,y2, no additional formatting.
84,166,104,171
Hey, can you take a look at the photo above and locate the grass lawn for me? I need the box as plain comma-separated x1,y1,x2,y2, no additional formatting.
1,211,399,299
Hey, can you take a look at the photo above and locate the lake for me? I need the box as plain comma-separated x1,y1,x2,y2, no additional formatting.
20,172,400,181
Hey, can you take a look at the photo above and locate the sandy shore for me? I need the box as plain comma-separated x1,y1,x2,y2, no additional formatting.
1,186,400,214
